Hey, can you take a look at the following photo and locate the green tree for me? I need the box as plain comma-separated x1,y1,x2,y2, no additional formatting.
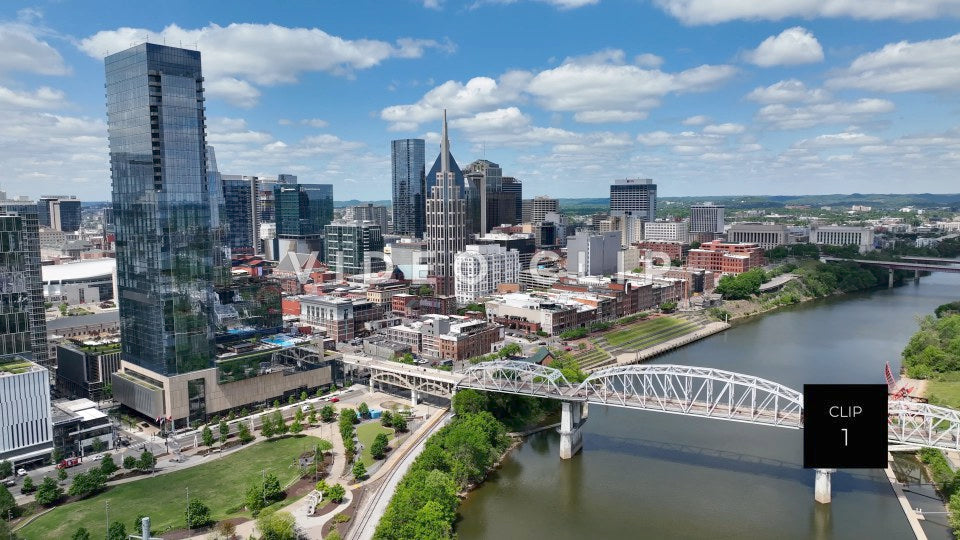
0,483,16,520
238,422,254,444
0,460,12,478
320,405,336,422
185,497,212,528
68,469,106,499
263,473,283,501
392,414,408,433
453,389,487,415
131,514,146,535
137,450,156,472
370,433,389,460
91,438,106,453
35,476,63,506
52,448,64,464
57,467,68,483
261,414,275,437
659,300,677,313
499,342,522,358
308,408,318,425
288,395,296,405
380,410,393,427
106,521,126,540
352,461,366,481
358,402,370,418
290,418,303,434
257,509,296,540
294,407,304,423
100,454,118,475
219,420,230,445
414,500,454,539
20,476,34,494
273,410,288,435
273,399,281,409
300,391,308,401
122,456,138,470
325,530,342,540
71,527,91,540
326,483,346,503
202,425,214,447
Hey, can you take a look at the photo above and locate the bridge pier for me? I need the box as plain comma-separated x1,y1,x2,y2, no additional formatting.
410,388,419,407
888,268,894,288
559,401,586,459
815,468,835,504
914,269,920,284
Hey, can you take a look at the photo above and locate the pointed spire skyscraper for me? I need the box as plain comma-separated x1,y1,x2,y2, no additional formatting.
426,110,467,296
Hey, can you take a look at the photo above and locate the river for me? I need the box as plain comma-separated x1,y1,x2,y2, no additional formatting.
457,273,960,539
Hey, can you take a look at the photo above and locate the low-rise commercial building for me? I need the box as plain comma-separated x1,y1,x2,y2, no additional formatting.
51,398,113,456
727,223,789,250
378,315,502,361
56,338,121,402
643,221,689,244
810,225,875,253
0,357,52,464
687,240,765,274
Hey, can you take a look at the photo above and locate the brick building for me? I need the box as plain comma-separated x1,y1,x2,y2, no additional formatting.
686,240,764,274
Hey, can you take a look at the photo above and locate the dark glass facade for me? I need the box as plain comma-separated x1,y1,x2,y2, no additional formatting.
391,139,425,237
324,221,386,275
274,183,333,236
0,204,48,368
105,43,219,376
37,197,82,232
222,175,258,254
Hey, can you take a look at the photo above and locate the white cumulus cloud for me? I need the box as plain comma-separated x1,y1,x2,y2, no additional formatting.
0,22,69,75
744,27,824,67
827,33,960,92
653,0,960,25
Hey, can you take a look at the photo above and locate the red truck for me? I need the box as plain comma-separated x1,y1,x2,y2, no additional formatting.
56,457,82,469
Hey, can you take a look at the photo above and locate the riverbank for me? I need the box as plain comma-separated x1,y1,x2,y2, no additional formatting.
610,321,729,368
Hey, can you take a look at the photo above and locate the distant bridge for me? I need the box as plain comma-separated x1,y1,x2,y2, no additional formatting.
339,356,960,503
821,256,960,286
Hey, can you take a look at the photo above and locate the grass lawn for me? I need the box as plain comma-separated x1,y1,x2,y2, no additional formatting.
19,435,322,540
926,374,960,408
603,317,682,347
356,421,394,467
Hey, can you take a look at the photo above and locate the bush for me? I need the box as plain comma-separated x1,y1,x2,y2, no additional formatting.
321,405,336,423
371,433,389,460
358,402,370,418
107,521,126,540
185,497,212,528
352,461,367,480
100,454,119,475
123,456,138,470
327,483,346,503
392,414,408,433
137,450,156,472
238,422,255,443
20,476,34,494
559,327,588,340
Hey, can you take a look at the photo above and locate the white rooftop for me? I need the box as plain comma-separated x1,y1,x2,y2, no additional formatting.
42,258,115,282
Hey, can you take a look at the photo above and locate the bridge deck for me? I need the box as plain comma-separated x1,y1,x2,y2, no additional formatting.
821,257,960,273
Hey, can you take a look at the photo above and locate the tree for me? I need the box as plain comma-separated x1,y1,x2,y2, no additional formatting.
380,410,393,427
52,447,64,464
257,509,297,540
352,461,366,481
499,342,522,358
202,425,214,447
316,439,334,454
57,467,68,483
263,472,283,501
123,456,138,470
137,450,156,472
106,521,126,540
131,514,146,535
300,391,308,401
326,483,346,503
20,476,34,494
273,399,280,409
0,484,16,520
453,389,487,415
240,407,249,417
71,527,91,540
392,414,408,433
219,420,230,445
288,395,296,405
238,422,254,444
294,407,304,423
358,402,370,418
659,300,677,313
92,438,106,453
370,433,389,460
325,530,342,540
308,408,318,425
273,410,288,435
100,454,118,475
290,418,303,435
35,476,63,506
261,414,275,437
68,469,106,499
0,460,11,479
185,497,212,528
320,405,335,422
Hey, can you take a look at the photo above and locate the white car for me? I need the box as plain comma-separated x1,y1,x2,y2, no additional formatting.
93,454,104,461
16,468,26,476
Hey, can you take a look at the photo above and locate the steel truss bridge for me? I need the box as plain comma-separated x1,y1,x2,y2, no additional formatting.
341,356,960,502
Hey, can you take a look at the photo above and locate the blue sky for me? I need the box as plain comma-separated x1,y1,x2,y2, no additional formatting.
1,0,959,201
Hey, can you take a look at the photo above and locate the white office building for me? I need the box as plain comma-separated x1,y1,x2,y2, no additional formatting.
0,358,53,463
810,225,875,253
690,203,725,234
643,221,689,243
454,244,520,305
727,223,790,250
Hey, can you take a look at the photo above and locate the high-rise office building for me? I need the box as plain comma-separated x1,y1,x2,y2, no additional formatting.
530,196,559,224
351,203,389,234
425,111,467,296
222,175,260,254
689,203,725,234
610,179,657,221
324,220,386,275
501,176,523,224
0,202,49,370
105,43,219,379
567,231,621,276
256,174,297,224
37,196,82,232
454,244,520,304
463,159,521,235
391,139,426,237
273,183,333,258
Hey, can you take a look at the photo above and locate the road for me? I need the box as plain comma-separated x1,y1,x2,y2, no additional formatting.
349,411,452,540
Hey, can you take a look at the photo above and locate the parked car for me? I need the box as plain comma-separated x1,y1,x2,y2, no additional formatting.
92,454,104,461
3,479,16,487
16,468,26,476
330,397,340,403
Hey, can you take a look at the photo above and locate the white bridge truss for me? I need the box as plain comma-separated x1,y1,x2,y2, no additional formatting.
456,361,960,453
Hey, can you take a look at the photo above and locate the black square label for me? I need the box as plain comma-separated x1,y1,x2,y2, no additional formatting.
803,384,887,469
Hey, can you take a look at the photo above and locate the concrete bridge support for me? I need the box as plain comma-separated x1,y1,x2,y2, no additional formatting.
559,401,586,459
815,468,835,504
410,388,419,407
888,268,895,288
914,269,921,284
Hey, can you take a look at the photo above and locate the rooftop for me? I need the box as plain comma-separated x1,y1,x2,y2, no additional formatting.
41,258,115,282
0,355,43,376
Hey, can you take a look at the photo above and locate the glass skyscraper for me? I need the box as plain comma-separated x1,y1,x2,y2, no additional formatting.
0,202,48,369
391,139,425,238
221,175,259,254
105,43,218,377
274,183,334,236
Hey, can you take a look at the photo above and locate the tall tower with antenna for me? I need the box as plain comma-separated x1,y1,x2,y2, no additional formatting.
425,110,466,296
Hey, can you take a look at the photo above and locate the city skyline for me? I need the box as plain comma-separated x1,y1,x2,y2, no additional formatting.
2,2,960,202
